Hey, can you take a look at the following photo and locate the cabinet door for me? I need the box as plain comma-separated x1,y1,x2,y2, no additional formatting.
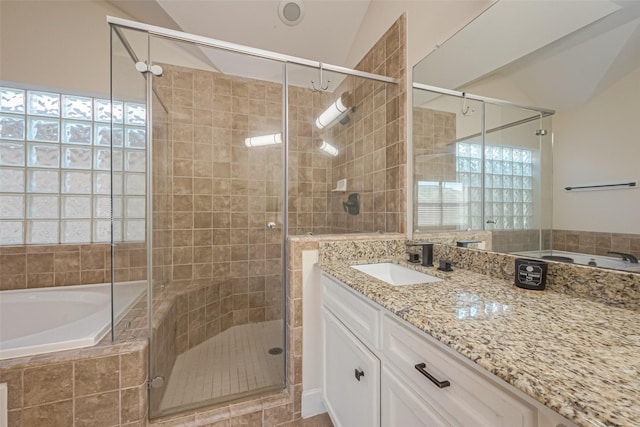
381,365,453,427
323,309,380,427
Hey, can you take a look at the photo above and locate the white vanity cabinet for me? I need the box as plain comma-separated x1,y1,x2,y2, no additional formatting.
322,273,381,427
323,309,380,427
321,272,579,427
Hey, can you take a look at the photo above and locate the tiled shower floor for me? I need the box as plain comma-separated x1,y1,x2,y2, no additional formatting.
159,320,285,411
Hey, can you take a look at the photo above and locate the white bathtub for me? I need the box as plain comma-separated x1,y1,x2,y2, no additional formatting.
513,250,640,272
0,281,146,360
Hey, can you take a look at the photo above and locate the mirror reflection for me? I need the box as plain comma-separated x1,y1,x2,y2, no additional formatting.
412,0,640,273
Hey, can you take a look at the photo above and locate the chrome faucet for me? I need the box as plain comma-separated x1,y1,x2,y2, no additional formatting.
608,251,639,263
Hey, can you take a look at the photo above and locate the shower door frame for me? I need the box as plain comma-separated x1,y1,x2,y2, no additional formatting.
109,15,399,419
411,82,555,244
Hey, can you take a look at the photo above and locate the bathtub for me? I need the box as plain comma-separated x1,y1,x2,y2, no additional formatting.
0,281,146,360
513,250,640,272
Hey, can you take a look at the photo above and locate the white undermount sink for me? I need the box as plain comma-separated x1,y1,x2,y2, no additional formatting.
351,263,443,286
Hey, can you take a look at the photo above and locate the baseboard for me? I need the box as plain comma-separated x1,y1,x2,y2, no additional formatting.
301,388,326,418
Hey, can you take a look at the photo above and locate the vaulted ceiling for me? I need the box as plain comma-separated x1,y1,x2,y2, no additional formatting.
109,0,372,66
108,0,375,89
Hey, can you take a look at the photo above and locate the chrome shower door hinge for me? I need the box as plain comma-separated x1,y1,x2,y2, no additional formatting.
135,61,164,77
148,376,165,389
535,129,548,136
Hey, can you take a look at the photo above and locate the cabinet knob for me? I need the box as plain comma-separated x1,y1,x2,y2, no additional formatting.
354,368,365,381
414,363,451,388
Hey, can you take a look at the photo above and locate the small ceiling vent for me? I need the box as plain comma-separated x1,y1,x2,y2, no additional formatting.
278,0,304,26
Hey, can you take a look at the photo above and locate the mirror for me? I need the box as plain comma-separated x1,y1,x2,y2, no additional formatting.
412,0,640,273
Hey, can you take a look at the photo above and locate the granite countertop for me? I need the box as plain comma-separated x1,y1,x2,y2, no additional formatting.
319,258,640,427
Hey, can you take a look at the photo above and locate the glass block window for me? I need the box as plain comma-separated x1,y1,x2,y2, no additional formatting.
457,142,533,230
0,85,146,245
416,142,534,230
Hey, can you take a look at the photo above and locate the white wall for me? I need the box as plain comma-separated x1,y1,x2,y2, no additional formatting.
0,0,129,94
552,65,640,234
347,0,494,69
0,0,215,96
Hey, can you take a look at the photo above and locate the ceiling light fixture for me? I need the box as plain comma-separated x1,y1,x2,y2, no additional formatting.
315,92,352,129
319,141,339,156
278,0,304,26
244,133,283,148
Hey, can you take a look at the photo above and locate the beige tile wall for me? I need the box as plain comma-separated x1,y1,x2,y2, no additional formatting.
412,106,457,232
152,64,285,331
412,107,456,180
0,341,148,427
150,91,173,290
552,229,640,259
326,14,407,234
287,87,332,236
492,229,552,253
0,243,148,291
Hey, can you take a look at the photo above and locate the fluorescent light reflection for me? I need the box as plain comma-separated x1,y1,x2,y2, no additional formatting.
319,141,339,156
244,133,282,147
315,96,348,129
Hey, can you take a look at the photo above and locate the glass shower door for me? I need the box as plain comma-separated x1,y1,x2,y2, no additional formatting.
412,87,483,233
110,26,151,342
483,103,553,254
145,35,286,418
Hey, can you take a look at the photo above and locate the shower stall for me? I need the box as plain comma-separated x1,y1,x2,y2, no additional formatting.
412,83,554,253
108,17,399,419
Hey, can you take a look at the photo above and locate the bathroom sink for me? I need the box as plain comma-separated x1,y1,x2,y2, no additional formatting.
351,263,443,286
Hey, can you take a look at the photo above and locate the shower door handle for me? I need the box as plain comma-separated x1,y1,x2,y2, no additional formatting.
486,219,496,224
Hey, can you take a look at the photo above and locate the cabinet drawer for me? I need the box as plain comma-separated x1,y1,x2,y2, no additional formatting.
322,273,381,349
381,364,450,427
383,314,536,427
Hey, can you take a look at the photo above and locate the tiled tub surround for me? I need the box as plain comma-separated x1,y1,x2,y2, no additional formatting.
0,340,148,427
552,229,640,261
318,243,640,427
0,276,293,427
0,242,147,291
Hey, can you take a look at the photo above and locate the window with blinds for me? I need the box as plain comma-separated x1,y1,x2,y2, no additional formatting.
416,142,534,230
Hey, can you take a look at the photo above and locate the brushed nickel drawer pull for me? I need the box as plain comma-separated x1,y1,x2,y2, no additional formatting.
414,363,451,388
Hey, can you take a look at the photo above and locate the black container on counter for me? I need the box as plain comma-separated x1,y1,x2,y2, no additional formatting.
514,258,548,290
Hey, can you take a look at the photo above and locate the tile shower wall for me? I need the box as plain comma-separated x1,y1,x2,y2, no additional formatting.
152,64,285,333
413,107,456,182
287,87,332,236
326,15,407,234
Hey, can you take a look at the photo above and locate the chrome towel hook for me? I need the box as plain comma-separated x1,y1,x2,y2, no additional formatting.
311,62,330,92
461,92,472,116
